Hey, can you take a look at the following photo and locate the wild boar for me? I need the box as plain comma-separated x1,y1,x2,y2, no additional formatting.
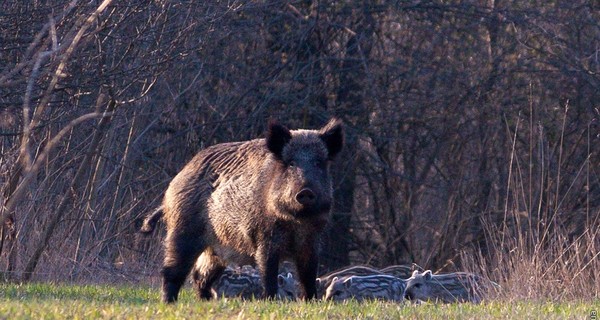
208,265,298,300
404,270,499,303
158,118,343,303
315,265,382,299
324,274,406,302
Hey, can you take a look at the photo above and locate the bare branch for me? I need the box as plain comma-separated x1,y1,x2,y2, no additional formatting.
1,111,113,230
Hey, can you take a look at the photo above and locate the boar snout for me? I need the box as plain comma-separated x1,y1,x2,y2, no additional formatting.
295,188,316,206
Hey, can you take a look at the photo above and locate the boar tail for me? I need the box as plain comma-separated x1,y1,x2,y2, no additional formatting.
140,206,163,234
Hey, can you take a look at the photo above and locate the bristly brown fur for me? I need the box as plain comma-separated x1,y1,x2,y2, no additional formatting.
157,118,343,303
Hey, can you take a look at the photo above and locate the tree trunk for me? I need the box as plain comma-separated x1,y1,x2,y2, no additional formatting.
321,7,376,270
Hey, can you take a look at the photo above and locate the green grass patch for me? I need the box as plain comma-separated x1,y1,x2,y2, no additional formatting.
0,282,598,319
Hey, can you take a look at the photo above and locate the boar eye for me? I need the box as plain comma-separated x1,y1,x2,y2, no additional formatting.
288,160,296,167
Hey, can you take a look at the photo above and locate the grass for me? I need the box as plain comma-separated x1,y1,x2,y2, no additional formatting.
0,282,598,319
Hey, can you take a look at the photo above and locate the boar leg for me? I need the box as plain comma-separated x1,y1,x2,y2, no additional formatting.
161,229,204,303
191,247,226,300
256,244,280,299
295,247,319,300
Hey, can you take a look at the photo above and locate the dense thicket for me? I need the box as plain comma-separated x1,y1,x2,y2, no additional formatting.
1,0,598,283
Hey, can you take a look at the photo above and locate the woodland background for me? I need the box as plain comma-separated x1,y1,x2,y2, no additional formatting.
0,0,598,298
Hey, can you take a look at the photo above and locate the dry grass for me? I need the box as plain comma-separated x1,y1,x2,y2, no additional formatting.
460,109,600,303
461,222,600,303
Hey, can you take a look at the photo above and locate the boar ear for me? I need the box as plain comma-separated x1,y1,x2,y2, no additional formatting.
423,270,432,281
266,119,292,158
319,118,344,160
344,277,353,289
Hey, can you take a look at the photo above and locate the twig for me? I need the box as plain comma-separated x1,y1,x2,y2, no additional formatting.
0,112,113,233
